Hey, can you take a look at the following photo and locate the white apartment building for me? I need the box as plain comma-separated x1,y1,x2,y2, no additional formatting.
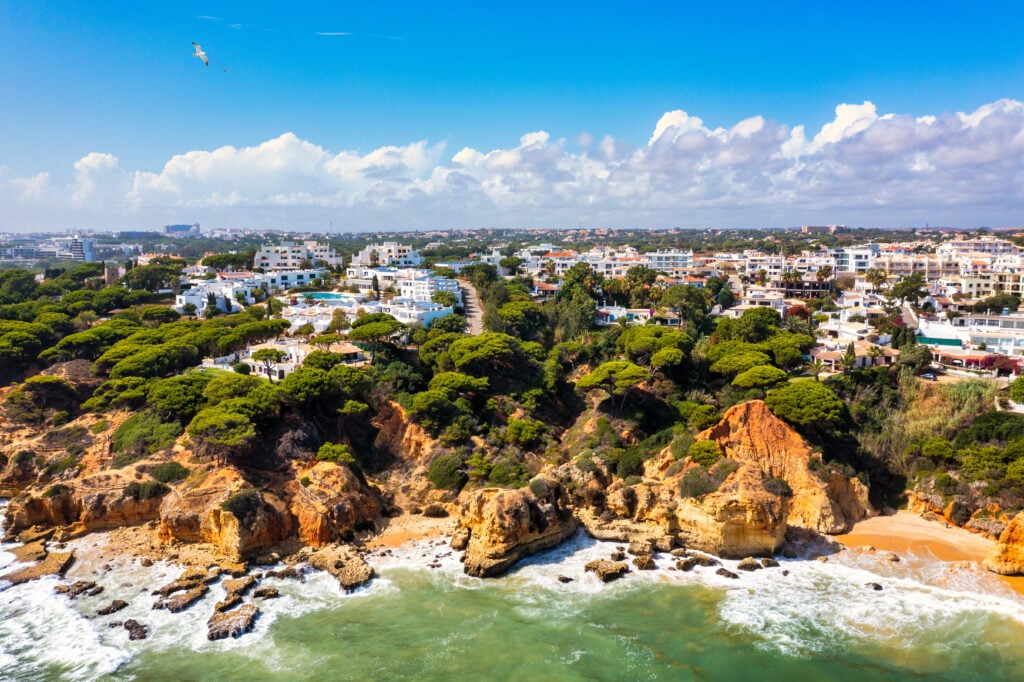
176,268,329,316
830,245,879,274
255,241,344,270
937,237,1021,258
644,249,694,274
918,313,1024,355
350,242,424,268
398,276,462,304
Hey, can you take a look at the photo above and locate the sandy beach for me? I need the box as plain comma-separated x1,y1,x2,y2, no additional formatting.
362,513,455,549
837,511,1024,594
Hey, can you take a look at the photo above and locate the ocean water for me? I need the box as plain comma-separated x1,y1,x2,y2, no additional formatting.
3,501,1024,681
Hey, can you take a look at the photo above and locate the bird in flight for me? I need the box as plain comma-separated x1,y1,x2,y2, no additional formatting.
192,42,209,66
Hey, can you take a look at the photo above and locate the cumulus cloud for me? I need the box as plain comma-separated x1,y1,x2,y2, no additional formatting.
6,99,1024,230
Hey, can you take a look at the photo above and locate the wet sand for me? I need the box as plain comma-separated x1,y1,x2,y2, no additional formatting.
837,511,1024,595
363,514,454,549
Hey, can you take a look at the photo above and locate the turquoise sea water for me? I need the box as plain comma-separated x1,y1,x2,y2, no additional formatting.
3,511,1024,681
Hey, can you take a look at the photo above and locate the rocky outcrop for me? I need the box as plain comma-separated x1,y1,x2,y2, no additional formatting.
289,462,381,547
985,513,1024,575
299,544,375,591
158,467,294,560
584,559,630,582
370,401,449,510
4,483,163,537
458,477,578,577
694,400,873,534
207,604,259,640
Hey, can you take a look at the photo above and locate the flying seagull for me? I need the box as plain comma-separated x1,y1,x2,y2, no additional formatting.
192,42,209,66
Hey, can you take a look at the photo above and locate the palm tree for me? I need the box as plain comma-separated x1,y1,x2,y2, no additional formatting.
805,358,826,381
864,268,887,293
868,344,884,366
816,265,834,288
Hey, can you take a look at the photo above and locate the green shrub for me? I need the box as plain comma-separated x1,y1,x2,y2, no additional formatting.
528,477,550,498
679,467,719,498
488,457,531,488
221,489,261,520
65,442,85,457
112,410,182,457
90,420,110,434
506,418,547,449
300,476,311,487
429,453,468,491
623,475,643,487
934,472,959,495
665,461,685,477
43,484,70,498
44,455,77,477
50,410,71,426
688,440,721,467
151,461,190,483
125,481,170,501
317,442,355,465
13,450,35,465
233,362,251,375
110,453,141,469
575,453,597,475
764,477,793,497
616,449,644,478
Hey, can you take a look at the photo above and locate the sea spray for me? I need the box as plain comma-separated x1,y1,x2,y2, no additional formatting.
1,518,1024,680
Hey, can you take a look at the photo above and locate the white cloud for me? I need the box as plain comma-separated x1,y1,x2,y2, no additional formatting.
6,98,1024,230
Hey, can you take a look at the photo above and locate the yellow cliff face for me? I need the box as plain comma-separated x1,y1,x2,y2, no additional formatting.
985,513,1024,575
695,400,873,534
458,478,578,577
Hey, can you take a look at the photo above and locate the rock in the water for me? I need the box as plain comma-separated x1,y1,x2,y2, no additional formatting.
670,548,690,558
557,575,574,583
152,568,219,597
865,582,884,591
654,536,676,552
306,546,375,591
691,554,720,567
154,585,209,613
736,557,762,572
207,604,259,640
1,550,75,585
609,550,626,561
422,504,449,518
98,599,128,616
264,566,304,582
632,555,656,570
140,558,154,567
760,557,779,568
715,568,739,579
584,560,630,583
676,557,698,572
124,619,149,640
55,580,98,599
885,553,900,563
216,576,257,612
628,538,655,556
253,587,279,599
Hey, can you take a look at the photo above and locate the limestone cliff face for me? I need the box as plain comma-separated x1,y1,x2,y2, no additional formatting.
559,400,872,559
459,477,578,577
695,400,872,534
371,401,449,510
289,461,381,547
158,466,295,559
5,485,163,537
985,513,1024,575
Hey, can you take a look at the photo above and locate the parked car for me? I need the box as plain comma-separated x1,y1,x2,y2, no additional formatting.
921,373,937,381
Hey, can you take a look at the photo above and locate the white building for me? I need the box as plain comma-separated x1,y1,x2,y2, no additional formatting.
350,242,424,268
398,276,462,305
255,241,344,270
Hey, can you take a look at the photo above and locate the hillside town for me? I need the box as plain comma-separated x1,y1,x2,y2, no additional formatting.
7,226,1024,381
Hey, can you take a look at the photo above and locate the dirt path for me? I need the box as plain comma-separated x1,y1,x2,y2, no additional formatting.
458,279,484,335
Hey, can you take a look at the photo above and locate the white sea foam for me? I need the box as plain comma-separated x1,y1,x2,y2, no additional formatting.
3,501,1024,676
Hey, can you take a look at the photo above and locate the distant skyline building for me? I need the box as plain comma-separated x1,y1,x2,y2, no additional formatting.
164,223,201,235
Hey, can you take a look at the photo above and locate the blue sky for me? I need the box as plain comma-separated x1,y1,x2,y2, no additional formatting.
2,1,1024,231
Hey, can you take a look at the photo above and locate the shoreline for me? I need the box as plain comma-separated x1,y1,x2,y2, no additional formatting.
836,510,1024,595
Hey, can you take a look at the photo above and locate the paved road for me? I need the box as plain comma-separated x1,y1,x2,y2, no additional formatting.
457,279,484,335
